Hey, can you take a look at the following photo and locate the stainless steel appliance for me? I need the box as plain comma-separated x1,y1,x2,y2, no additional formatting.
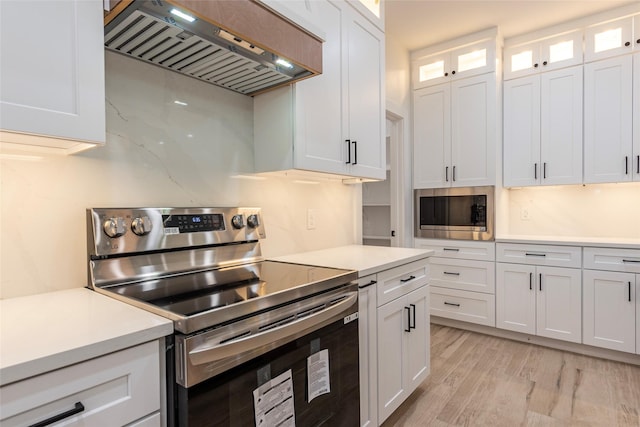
414,186,494,241
87,207,359,426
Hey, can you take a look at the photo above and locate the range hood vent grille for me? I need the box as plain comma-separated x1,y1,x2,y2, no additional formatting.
105,9,297,95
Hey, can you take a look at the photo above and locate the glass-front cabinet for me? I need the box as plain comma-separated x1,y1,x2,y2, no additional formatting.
585,16,634,62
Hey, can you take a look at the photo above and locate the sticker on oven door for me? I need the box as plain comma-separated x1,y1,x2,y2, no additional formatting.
253,369,295,427
307,349,330,402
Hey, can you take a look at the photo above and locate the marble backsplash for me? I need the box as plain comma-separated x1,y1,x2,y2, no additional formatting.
0,52,360,299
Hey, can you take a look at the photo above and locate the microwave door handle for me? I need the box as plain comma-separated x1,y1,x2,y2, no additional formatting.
187,292,358,366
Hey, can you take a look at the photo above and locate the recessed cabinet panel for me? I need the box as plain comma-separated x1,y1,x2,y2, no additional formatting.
413,84,451,188
535,266,582,343
496,263,536,334
584,55,633,183
585,16,634,62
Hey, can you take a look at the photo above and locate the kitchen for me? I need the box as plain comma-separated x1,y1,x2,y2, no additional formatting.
1,0,640,426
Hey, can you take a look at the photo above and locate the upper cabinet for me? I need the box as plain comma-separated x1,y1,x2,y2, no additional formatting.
412,39,496,89
412,29,500,189
585,16,635,62
0,0,105,154
503,66,583,187
503,30,583,80
254,0,385,180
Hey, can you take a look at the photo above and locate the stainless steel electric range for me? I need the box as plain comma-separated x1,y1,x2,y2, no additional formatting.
86,207,360,427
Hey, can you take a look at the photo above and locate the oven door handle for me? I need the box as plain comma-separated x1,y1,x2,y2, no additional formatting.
187,292,358,366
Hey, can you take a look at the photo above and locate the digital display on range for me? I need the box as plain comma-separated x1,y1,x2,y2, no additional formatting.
162,214,225,234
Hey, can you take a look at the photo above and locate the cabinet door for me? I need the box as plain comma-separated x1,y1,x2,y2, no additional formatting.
450,39,496,80
503,75,541,187
405,286,430,392
345,8,386,180
504,41,541,80
358,275,378,427
536,266,582,343
583,270,636,353
496,263,536,334
540,66,583,185
377,295,409,423
584,55,633,183
0,0,105,147
292,0,346,175
539,30,584,72
412,52,451,89
585,16,634,62
413,84,451,188
451,73,496,187
634,53,640,181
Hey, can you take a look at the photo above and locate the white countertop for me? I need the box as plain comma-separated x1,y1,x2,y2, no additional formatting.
496,235,640,249
0,288,173,385
271,245,434,277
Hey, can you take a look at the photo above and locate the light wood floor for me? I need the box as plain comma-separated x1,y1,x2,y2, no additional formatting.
382,325,640,427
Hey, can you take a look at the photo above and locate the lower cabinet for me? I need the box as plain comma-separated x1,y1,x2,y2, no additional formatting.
358,274,378,427
0,340,162,427
583,270,638,353
377,285,430,423
496,263,582,343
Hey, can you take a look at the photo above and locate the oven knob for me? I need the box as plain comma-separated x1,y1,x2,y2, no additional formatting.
131,216,153,236
103,217,126,238
231,214,245,229
247,214,260,228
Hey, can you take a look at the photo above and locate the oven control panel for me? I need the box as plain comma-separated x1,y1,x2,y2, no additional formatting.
88,207,265,257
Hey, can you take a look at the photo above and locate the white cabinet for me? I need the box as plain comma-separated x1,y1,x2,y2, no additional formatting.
0,0,105,154
496,263,582,343
634,53,640,181
583,246,640,354
496,243,582,344
358,275,378,427
377,285,429,424
584,55,635,183
585,16,635,62
503,66,583,187
504,30,583,80
0,341,162,427
413,72,496,188
254,0,385,180
416,239,496,327
412,38,496,89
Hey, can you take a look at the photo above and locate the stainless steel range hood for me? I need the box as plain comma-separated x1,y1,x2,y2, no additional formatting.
104,0,322,96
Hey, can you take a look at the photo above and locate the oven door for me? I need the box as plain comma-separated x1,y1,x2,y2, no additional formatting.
173,284,359,427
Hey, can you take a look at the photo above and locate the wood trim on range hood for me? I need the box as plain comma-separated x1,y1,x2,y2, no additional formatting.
104,0,322,96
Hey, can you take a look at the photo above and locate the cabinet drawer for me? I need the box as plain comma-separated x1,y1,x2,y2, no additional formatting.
1,341,161,427
584,247,640,273
429,257,495,294
377,259,429,307
496,243,581,268
430,287,496,327
415,238,495,261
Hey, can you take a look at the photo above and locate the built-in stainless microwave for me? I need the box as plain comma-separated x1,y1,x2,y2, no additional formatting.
415,186,494,241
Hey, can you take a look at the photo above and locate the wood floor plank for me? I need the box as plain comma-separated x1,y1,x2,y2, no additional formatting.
381,324,640,427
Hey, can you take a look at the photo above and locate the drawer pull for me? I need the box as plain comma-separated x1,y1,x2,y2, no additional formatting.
400,275,416,283
30,402,85,427
443,248,460,252
444,301,460,307
443,271,460,276
358,280,377,289
525,252,546,257
622,259,640,264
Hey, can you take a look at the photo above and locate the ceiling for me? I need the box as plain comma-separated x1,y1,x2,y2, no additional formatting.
385,0,636,52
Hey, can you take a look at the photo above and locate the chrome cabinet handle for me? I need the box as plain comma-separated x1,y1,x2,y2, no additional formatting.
29,402,85,427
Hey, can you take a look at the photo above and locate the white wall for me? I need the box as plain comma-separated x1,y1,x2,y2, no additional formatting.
506,183,640,238
0,52,360,299
385,34,413,247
